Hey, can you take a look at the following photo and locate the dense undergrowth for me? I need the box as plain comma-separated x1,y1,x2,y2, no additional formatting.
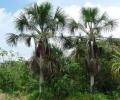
0,46,120,100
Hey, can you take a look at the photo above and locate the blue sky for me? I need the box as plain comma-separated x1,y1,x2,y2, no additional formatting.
0,0,120,58
0,0,28,12
1,0,120,12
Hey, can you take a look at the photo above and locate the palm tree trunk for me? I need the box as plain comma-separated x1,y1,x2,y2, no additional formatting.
87,40,95,92
91,41,94,58
37,56,44,100
90,74,94,93
39,70,44,93
90,40,95,93
37,56,44,94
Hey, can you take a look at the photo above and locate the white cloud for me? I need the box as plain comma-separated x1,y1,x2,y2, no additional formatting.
64,5,80,21
83,2,101,8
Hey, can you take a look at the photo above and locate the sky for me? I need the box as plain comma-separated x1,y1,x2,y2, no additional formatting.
0,0,120,58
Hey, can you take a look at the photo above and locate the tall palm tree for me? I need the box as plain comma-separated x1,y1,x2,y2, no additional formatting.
7,2,66,94
68,7,117,92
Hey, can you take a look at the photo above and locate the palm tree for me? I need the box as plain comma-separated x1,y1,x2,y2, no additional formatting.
68,7,117,92
7,2,66,94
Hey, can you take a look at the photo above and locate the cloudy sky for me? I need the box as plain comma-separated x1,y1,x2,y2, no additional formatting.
0,0,120,58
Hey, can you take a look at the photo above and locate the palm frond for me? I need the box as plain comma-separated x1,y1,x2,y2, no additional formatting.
54,7,66,28
15,13,30,32
25,36,32,47
95,13,108,25
6,33,19,46
20,33,38,47
102,19,118,32
25,2,52,32
81,7,98,23
112,49,120,76
68,19,79,33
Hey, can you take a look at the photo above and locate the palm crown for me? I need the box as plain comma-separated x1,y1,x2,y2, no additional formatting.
7,2,66,48
68,7,117,40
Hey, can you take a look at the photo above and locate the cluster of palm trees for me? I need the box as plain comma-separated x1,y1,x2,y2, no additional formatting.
6,2,117,93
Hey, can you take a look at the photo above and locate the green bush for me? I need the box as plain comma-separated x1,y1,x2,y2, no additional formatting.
27,90,40,100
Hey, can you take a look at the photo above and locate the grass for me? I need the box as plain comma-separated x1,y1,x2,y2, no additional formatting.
0,93,27,100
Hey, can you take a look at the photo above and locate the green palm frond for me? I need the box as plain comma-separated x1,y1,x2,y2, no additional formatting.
95,13,108,25
68,19,79,33
25,3,52,33
81,7,99,23
25,35,32,47
15,13,30,32
7,33,19,46
102,19,118,32
54,7,66,28
25,3,39,16
112,49,120,76
7,33,38,47
21,33,38,47
112,62,120,76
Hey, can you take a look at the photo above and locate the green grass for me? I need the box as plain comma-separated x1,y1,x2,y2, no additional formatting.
65,93,109,100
